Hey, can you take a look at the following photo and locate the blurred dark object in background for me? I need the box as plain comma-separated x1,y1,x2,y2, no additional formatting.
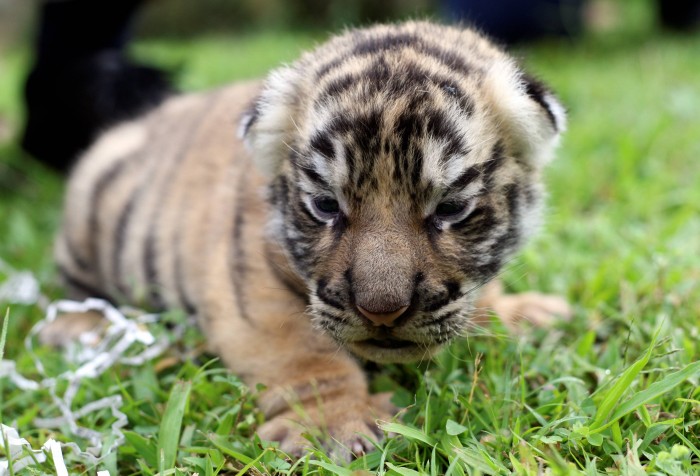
442,0,700,43
442,0,585,43
21,0,173,172
658,0,700,30
136,0,432,37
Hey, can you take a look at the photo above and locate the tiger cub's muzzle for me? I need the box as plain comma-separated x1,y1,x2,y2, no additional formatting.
314,269,470,363
312,230,471,362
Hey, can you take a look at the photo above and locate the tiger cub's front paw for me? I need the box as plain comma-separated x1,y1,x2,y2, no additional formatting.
476,280,572,330
491,292,572,328
258,392,395,461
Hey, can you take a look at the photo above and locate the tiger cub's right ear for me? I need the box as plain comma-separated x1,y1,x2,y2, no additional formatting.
239,66,303,177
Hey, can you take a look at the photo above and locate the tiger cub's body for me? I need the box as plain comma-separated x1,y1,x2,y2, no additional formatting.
56,22,569,456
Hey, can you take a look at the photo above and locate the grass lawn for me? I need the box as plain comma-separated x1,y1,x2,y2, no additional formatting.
1,6,699,475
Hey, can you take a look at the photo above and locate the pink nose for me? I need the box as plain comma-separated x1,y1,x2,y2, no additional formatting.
357,305,409,327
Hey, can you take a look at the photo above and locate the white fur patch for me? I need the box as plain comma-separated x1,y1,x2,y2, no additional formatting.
330,138,349,185
309,151,331,180
420,139,472,187
420,138,449,185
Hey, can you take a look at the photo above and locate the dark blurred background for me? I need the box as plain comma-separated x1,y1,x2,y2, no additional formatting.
2,0,697,51
4,0,694,47
135,0,434,36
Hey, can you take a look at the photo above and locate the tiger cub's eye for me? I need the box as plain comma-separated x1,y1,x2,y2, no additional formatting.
435,201,468,219
312,197,340,219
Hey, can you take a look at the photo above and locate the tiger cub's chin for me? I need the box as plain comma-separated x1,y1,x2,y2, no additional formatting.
57,21,569,458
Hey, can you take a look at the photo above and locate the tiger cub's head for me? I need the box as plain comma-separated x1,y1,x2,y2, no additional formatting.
241,22,565,363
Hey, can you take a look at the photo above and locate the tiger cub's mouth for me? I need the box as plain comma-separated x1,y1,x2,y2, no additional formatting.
346,337,444,363
360,338,416,349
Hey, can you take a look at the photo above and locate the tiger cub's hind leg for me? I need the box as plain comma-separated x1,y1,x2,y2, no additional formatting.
38,310,107,348
40,269,110,348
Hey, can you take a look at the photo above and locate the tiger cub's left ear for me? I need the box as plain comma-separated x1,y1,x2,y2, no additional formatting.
483,61,566,167
239,66,303,177
521,73,567,134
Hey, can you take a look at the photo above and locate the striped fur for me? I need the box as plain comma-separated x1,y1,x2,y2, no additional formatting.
56,21,568,456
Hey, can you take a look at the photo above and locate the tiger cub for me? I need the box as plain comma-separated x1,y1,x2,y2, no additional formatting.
54,21,570,457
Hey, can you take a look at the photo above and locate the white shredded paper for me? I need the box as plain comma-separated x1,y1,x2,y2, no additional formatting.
0,263,188,475
0,425,69,475
0,271,41,306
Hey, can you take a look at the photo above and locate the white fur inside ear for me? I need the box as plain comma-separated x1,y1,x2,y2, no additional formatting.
483,60,565,167
237,109,256,140
541,91,567,133
241,66,302,177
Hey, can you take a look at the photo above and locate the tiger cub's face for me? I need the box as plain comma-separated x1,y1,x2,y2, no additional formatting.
243,22,565,363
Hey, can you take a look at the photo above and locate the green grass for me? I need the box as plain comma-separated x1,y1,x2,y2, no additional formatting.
1,9,700,476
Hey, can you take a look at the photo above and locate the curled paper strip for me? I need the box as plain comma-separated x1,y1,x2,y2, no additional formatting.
0,425,68,476
1,289,188,473
0,360,40,390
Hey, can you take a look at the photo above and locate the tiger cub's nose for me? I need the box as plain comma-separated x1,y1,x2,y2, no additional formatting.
357,305,409,327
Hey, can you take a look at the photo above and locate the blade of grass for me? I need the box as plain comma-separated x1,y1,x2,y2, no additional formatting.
673,427,700,460
453,446,506,475
206,433,258,467
611,421,622,447
589,328,659,430
608,361,700,422
233,448,270,476
157,380,192,471
0,308,13,476
309,460,353,476
378,422,436,446
0,308,8,417
0,308,8,361
124,431,158,469
590,360,700,434
638,404,652,427
385,462,422,476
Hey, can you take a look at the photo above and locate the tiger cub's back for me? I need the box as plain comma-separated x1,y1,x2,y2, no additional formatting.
55,81,264,313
